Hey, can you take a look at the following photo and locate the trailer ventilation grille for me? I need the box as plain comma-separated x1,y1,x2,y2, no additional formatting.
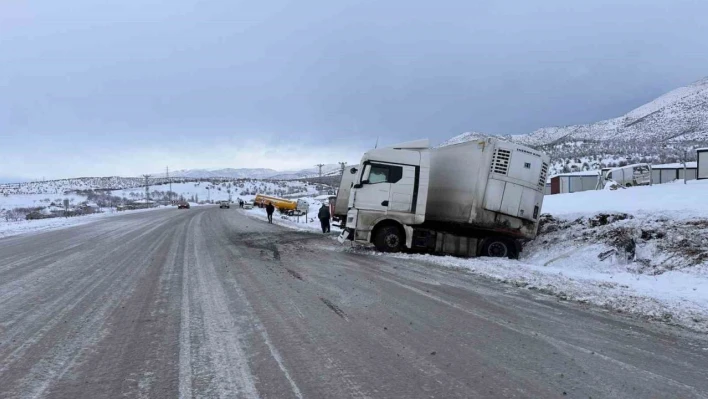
539,162,549,189
490,149,511,175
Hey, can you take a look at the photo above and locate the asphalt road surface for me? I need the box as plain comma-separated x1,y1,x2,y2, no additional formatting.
1,207,707,399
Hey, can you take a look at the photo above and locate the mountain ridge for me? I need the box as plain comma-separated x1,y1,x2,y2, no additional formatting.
441,76,708,174
441,76,708,148
154,164,342,180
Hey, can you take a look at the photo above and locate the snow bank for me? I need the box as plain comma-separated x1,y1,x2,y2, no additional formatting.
543,179,708,219
522,181,708,331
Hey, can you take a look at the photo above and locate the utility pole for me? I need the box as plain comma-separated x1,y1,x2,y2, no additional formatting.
167,166,172,204
684,149,688,185
142,174,151,207
315,164,325,179
338,162,347,175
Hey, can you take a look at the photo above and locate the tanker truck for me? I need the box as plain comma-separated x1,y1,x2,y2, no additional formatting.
336,138,550,258
253,194,308,216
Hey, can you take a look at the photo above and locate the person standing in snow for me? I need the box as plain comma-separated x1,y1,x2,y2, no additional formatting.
266,202,275,223
318,203,331,233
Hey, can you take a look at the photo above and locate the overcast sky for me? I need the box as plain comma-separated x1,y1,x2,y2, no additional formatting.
1,0,706,180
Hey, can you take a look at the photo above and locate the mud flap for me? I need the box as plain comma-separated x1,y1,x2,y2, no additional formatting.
337,229,350,244
403,225,414,248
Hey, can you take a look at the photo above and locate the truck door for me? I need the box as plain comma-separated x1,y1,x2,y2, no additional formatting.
351,163,393,213
388,165,417,213
353,163,417,214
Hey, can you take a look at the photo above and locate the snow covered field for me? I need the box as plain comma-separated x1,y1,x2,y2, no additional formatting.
544,179,708,219
0,178,328,238
0,206,167,239
0,193,87,210
114,180,320,203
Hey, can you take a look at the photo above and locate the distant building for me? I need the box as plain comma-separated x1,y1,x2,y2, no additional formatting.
547,158,704,195
651,162,697,184
548,171,601,195
698,149,708,180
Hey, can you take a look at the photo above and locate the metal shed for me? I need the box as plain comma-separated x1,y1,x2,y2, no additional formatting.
651,162,697,184
698,148,708,180
549,171,601,195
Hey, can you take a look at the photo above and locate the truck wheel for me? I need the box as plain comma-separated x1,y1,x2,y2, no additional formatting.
482,239,512,258
374,226,403,253
625,183,632,188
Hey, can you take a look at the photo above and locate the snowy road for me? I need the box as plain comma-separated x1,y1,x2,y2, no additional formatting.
1,207,707,399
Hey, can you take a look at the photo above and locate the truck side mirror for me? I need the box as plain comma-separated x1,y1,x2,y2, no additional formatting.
350,167,358,174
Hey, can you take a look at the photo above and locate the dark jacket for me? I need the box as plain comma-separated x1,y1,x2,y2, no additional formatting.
266,204,275,214
318,205,330,220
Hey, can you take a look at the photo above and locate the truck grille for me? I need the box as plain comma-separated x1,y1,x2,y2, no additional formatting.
490,149,511,175
539,162,548,189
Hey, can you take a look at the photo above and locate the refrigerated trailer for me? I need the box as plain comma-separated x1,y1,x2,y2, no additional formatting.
337,138,550,258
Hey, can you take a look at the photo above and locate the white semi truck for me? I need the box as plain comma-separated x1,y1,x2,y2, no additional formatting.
336,138,550,258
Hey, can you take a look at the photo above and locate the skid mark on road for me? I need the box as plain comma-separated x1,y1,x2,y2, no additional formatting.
286,268,303,280
320,297,349,321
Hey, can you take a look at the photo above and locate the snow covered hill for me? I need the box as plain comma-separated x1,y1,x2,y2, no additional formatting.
155,164,342,180
115,180,320,204
517,77,708,146
268,164,342,180
158,168,278,180
0,177,156,195
0,170,340,196
443,76,708,174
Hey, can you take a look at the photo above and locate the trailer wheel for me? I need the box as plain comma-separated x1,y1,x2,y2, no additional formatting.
625,183,632,188
482,238,514,258
374,226,403,253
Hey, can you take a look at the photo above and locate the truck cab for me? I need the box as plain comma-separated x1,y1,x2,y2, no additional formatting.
339,140,430,250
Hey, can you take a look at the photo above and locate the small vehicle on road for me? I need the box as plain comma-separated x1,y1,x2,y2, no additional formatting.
177,202,190,209
243,201,254,209
219,201,230,209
